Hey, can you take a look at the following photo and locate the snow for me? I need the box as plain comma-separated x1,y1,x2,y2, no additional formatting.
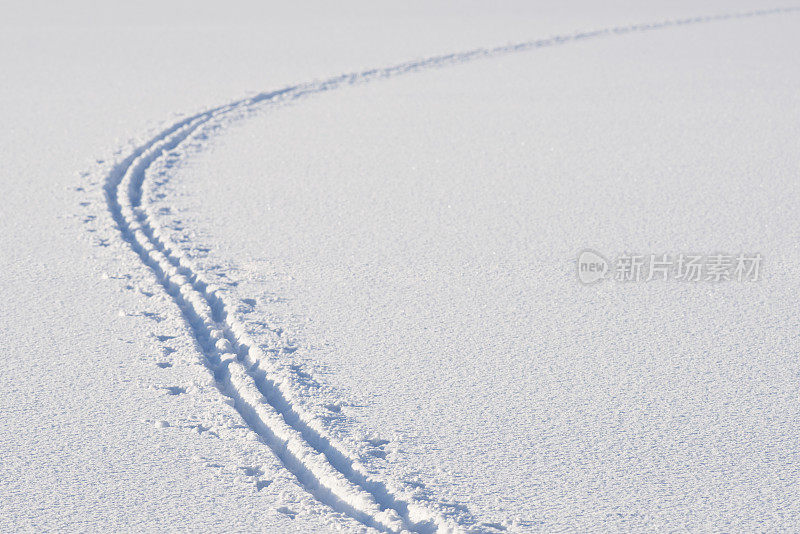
2,0,799,531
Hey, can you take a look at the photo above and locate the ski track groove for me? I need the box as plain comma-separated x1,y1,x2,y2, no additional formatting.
101,6,798,533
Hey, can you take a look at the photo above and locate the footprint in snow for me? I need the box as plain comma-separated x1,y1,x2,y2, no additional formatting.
189,424,217,437
363,437,389,459
240,466,264,478
140,311,163,322
277,507,296,519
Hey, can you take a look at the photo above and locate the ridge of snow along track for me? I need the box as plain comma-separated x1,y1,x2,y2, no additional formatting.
102,6,798,532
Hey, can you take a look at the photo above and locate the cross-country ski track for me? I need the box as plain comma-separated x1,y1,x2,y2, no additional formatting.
98,7,798,532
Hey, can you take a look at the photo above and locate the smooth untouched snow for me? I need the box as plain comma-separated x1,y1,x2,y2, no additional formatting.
2,1,799,532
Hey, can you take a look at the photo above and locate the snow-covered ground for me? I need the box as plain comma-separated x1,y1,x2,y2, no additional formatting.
2,1,799,531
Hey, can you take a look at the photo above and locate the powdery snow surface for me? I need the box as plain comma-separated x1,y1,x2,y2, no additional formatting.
3,0,800,532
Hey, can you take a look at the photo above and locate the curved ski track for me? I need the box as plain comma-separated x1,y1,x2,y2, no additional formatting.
102,7,798,533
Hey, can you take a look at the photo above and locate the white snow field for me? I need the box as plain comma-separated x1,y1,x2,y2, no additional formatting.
2,1,799,532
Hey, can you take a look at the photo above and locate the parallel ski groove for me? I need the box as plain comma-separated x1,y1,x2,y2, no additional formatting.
107,110,417,534
101,7,798,533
